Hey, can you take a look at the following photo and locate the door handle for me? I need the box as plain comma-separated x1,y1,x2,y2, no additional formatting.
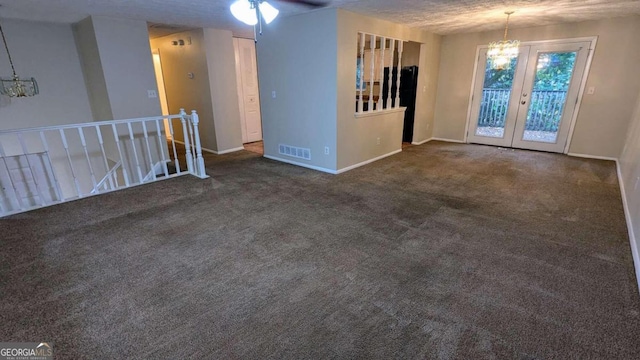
521,100,526,105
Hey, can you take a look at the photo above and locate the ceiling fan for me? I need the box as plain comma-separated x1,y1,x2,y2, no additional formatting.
230,0,329,38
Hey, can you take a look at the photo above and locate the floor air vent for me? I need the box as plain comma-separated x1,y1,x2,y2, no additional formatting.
279,144,311,160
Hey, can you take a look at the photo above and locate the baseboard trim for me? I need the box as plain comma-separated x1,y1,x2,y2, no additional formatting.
430,137,466,144
616,160,640,295
263,155,337,174
567,152,618,161
411,138,433,145
173,140,243,155
335,149,402,174
215,146,245,155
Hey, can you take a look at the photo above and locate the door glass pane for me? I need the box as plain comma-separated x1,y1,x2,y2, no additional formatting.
522,52,577,143
475,57,517,138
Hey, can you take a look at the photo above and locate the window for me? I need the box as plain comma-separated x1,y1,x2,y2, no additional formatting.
356,32,405,114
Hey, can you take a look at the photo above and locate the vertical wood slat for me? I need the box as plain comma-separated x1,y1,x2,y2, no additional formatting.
17,133,47,206
126,122,144,183
155,118,170,178
187,117,196,171
179,109,194,174
167,117,181,175
395,40,404,108
77,127,98,191
39,131,64,201
358,32,365,114
111,124,131,187
141,121,156,181
377,37,386,111
94,126,115,190
0,142,24,210
190,111,207,178
368,34,376,111
59,129,83,198
386,39,395,109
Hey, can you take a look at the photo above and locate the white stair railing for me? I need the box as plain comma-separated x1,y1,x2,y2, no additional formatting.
0,109,208,217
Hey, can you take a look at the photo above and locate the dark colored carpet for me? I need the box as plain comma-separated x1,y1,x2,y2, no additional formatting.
2,141,639,359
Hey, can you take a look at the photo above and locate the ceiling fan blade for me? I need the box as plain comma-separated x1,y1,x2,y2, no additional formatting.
276,0,330,8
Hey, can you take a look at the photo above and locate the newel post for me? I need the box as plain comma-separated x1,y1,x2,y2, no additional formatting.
179,108,194,174
190,110,208,178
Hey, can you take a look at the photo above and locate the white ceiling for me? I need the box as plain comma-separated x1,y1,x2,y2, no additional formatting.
1,0,639,38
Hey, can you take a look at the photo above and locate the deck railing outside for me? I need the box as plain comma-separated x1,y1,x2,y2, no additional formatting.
0,109,207,217
478,89,568,131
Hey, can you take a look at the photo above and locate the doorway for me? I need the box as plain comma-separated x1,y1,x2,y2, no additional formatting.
233,37,263,145
466,39,593,153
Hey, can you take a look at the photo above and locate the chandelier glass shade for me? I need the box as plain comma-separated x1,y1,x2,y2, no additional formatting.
0,18,38,97
487,11,519,70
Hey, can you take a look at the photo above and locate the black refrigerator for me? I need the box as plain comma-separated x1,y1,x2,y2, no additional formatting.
382,66,419,143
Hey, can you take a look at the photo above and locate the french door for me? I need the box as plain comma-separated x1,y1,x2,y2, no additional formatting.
467,40,591,153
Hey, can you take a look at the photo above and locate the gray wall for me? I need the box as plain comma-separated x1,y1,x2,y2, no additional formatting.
257,8,338,171
0,18,92,130
433,16,640,158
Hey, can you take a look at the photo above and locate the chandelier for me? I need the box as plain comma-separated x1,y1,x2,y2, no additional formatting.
0,18,38,97
487,11,519,70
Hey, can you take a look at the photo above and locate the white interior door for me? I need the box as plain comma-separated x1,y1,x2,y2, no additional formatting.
233,38,263,144
467,40,591,153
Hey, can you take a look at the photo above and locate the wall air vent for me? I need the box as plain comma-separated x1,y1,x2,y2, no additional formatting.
278,144,311,160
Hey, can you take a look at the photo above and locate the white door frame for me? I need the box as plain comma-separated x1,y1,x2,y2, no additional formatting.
463,36,598,153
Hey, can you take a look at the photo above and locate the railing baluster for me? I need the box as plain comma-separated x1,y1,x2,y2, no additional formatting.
111,124,130,187
190,111,207,178
39,131,64,202
126,122,144,183
386,39,395,109
155,118,169,178
377,37,386,112
59,129,83,198
141,121,157,181
187,117,196,169
358,32,365,113
95,126,115,190
0,142,24,210
17,133,48,206
167,117,181,175
368,35,376,111
395,40,403,108
77,127,98,192
179,109,194,174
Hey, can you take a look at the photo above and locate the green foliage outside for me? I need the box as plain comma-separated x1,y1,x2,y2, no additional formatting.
479,52,577,132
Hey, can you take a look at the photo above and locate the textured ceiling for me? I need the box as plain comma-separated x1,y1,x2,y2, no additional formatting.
1,0,639,37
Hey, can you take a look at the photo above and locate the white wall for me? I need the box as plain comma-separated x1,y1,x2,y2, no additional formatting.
0,18,92,130
619,90,640,289
150,29,218,151
257,8,338,171
150,28,243,153
336,10,441,170
84,16,161,120
433,16,640,158
203,29,243,153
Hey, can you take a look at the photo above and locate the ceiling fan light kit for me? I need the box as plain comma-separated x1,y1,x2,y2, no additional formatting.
230,0,279,26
